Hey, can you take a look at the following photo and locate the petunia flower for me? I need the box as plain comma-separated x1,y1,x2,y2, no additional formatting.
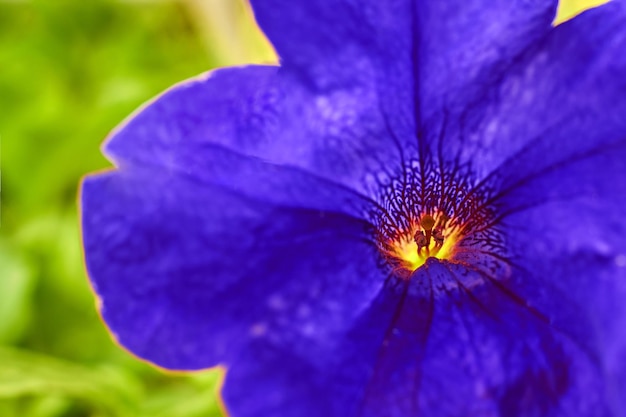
80,0,626,416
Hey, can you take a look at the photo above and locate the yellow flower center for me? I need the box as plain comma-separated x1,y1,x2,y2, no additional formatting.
386,211,462,273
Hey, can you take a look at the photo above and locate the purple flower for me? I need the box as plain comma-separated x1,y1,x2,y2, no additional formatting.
81,1,626,416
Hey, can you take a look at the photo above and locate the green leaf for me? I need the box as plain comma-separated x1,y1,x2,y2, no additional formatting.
0,347,140,417
0,242,35,343
139,370,226,417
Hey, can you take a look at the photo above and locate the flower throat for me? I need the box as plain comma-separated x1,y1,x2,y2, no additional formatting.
372,157,494,276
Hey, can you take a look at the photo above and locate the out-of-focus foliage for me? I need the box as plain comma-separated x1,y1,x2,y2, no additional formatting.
0,0,230,415
0,0,606,416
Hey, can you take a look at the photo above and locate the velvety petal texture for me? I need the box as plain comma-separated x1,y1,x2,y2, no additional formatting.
249,0,557,122
81,0,626,416
224,260,610,417
83,165,385,370
491,100,626,415
432,0,626,179
413,0,557,125
104,64,409,197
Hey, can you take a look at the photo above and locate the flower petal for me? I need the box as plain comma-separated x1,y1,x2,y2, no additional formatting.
487,251,626,416
222,272,434,417
414,0,557,127
103,65,409,196
248,0,414,91
248,0,422,179
437,0,626,179
222,259,608,416
250,0,557,135
489,132,626,413
476,3,626,402
248,0,558,90
103,66,279,171
412,262,611,417
81,164,386,370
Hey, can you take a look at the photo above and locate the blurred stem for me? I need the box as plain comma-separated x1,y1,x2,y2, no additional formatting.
183,0,277,66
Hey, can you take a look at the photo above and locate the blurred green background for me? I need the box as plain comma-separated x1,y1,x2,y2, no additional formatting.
0,0,606,416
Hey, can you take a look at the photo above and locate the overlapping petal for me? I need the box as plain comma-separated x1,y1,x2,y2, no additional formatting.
103,64,409,196
250,0,557,150
222,259,609,417
478,0,626,332
248,0,418,158
413,0,557,129
106,0,564,197
222,274,432,417
249,0,557,107
103,66,279,171
81,162,387,370
490,252,626,416
487,125,626,413
407,262,608,417
436,0,626,179
460,4,626,411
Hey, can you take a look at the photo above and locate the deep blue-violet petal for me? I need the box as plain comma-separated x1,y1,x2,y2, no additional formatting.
222,259,609,417
103,64,410,196
488,123,626,414
248,0,418,163
81,165,387,370
249,0,557,146
413,0,557,130
468,3,626,411
222,268,435,417
103,66,279,171
414,262,610,417
248,0,413,87
439,0,626,179
484,249,626,416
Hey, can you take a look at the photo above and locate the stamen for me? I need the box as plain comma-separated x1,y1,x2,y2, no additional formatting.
371,157,497,277
414,230,427,250
420,214,435,249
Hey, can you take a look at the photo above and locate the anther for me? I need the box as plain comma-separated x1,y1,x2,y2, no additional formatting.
414,230,428,250
433,227,444,246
